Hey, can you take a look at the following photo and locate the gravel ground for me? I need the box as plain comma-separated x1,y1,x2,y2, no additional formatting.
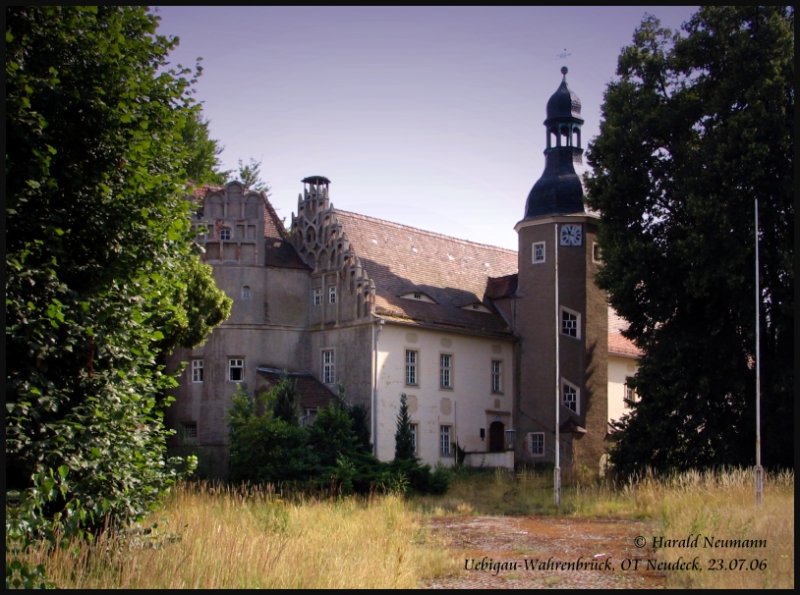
420,515,667,589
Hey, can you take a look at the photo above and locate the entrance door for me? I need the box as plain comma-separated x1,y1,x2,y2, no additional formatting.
488,420,505,452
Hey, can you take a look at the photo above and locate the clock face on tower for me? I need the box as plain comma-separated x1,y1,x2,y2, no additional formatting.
560,223,583,246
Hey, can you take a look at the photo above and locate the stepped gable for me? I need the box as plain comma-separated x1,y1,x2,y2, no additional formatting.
334,210,518,335
290,176,377,315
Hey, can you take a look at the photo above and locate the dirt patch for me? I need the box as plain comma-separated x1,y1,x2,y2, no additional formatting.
421,515,667,589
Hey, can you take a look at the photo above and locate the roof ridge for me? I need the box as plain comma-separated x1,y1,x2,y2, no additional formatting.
335,209,517,256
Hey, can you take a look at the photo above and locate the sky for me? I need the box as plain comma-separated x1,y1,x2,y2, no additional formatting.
153,5,698,250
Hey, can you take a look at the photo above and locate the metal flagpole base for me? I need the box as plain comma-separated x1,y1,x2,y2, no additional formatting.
755,465,764,505
554,466,561,507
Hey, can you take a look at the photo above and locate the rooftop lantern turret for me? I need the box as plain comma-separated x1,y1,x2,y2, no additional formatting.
523,67,586,219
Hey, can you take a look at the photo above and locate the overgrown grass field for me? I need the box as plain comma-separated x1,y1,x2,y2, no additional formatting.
10,467,793,589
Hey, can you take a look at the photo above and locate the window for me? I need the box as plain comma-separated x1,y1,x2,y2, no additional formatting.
440,425,452,456
241,285,251,300
592,242,603,264
322,349,335,384
181,422,198,443
440,354,452,389
624,380,638,409
410,423,418,454
529,432,545,457
312,287,322,306
561,307,580,339
532,241,546,264
228,358,244,382
191,359,204,383
491,360,502,394
405,350,418,386
328,285,337,304
220,227,231,241
563,380,579,413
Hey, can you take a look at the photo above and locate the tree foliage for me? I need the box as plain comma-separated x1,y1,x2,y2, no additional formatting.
394,393,416,462
181,106,231,186
584,6,794,476
4,4,232,569
235,157,270,192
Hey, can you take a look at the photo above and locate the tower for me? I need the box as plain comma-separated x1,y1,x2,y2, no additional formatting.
514,67,608,478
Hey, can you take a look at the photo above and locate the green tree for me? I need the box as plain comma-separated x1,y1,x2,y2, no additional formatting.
584,6,794,476
268,373,301,426
236,157,270,192
4,4,232,565
227,386,315,483
394,393,416,462
181,106,231,185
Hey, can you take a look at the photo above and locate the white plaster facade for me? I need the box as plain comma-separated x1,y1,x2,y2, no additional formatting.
371,323,515,467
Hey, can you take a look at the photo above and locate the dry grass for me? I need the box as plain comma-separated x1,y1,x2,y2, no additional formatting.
419,466,794,589
10,468,793,589
17,482,455,589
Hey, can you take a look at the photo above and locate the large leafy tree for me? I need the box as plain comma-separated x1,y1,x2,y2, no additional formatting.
585,6,793,476
5,4,232,557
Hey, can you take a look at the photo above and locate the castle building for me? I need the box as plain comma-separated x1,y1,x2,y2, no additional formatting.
165,68,640,478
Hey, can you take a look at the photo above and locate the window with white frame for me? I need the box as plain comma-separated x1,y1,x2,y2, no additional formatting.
561,307,580,339
532,241,546,264
562,380,579,413
410,423,418,454
312,287,322,306
241,285,251,300
191,359,204,383
440,354,452,389
328,285,337,304
440,425,452,456
405,350,418,386
220,227,232,241
491,360,502,393
322,349,335,384
228,358,244,382
529,432,545,456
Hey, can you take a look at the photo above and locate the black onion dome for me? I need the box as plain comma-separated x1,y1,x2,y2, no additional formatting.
524,152,585,218
546,66,582,122
523,67,585,219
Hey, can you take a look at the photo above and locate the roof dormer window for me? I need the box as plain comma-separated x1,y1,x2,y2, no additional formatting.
462,303,492,314
400,291,436,304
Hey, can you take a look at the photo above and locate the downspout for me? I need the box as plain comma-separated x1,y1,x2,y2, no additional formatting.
371,315,383,458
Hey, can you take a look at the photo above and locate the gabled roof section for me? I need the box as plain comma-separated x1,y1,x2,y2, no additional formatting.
608,308,643,358
263,195,309,270
486,273,518,300
334,210,518,335
256,367,338,411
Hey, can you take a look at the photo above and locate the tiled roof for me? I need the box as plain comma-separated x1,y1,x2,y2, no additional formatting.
608,309,642,358
334,211,518,336
256,367,338,411
263,196,309,270
486,273,518,300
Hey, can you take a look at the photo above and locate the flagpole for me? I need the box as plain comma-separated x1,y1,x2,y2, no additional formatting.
754,198,763,505
554,223,561,507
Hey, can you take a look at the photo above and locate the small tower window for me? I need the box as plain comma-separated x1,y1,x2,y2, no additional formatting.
562,380,579,414
532,241,546,264
560,307,581,339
